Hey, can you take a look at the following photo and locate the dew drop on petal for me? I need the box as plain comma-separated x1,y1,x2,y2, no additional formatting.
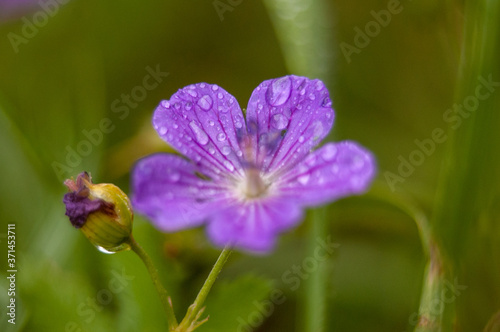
297,173,310,185
266,77,292,106
212,85,219,91
198,95,213,111
217,92,223,99
200,83,206,88
223,160,234,171
235,121,243,129
271,113,289,130
174,102,181,110
208,120,215,126
187,89,197,98
315,81,324,91
322,97,332,108
313,121,323,139
217,132,227,142
221,146,231,155
185,102,192,111
308,93,316,101
322,145,337,161
209,147,215,155
298,136,305,143
168,171,180,182
351,156,365,171
173,123,178,129
161,101,170,108
189,121,209,145
159,126,167,135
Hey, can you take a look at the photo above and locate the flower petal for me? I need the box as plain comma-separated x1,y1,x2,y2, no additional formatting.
275,141,376,206
245,75,334,176
153,83,247,181
132,154,232,232
206,198,303,253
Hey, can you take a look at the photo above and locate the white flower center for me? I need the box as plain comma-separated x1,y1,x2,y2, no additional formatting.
237,167,269,199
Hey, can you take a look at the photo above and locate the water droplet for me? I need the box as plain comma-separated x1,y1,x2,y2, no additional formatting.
351,156,365,170
173,123,178,129
174,102,181,109
271,113,289,130
217,92,223,99
159,126,167,135
221,146,231,155
313,121,323,139
187,89,197,98
97,246,116,254
223,160,234,171
315,81,324,91
185,102,193,111
189,121,209,145
297,173,310,185
308,93,316,101
219,105,229,113
298,136,305,143
212,85,219,91
322,145,337,161
209,147,215,154
168,171,180,182
322,97,332,108
298,80,306,90
217,132,227,141
208,120,215,126
266,77,292,106
161,101,170,108
235,121,243,129
236,150,243,157
200,83,206,88
198,95,213,111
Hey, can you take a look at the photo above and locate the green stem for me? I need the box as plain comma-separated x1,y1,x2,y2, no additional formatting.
128,235,179,330
304,207,329,332
177,245,233,331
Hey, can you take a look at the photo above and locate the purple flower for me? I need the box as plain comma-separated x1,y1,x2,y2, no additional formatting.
132,75,376,253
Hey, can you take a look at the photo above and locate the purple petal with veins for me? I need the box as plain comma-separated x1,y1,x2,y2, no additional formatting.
132,75,376,253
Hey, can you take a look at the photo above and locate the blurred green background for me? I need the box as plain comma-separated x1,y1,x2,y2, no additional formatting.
0,0,499,331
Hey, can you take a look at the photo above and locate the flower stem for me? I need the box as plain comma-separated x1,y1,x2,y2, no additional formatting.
304,207,329,332
177,245,232,331
128,235,179,330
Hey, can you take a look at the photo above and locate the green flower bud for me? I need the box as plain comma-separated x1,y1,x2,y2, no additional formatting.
63,172,133,253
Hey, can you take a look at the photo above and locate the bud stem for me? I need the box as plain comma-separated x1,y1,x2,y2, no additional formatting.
128,235,179,330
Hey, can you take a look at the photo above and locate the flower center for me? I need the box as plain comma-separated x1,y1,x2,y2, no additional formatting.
238,167,269,199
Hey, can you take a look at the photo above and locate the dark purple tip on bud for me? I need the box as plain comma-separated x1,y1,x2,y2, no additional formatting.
63,192,107,228
63,172,115,229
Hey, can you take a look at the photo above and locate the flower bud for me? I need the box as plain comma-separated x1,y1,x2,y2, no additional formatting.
63,172,133,253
